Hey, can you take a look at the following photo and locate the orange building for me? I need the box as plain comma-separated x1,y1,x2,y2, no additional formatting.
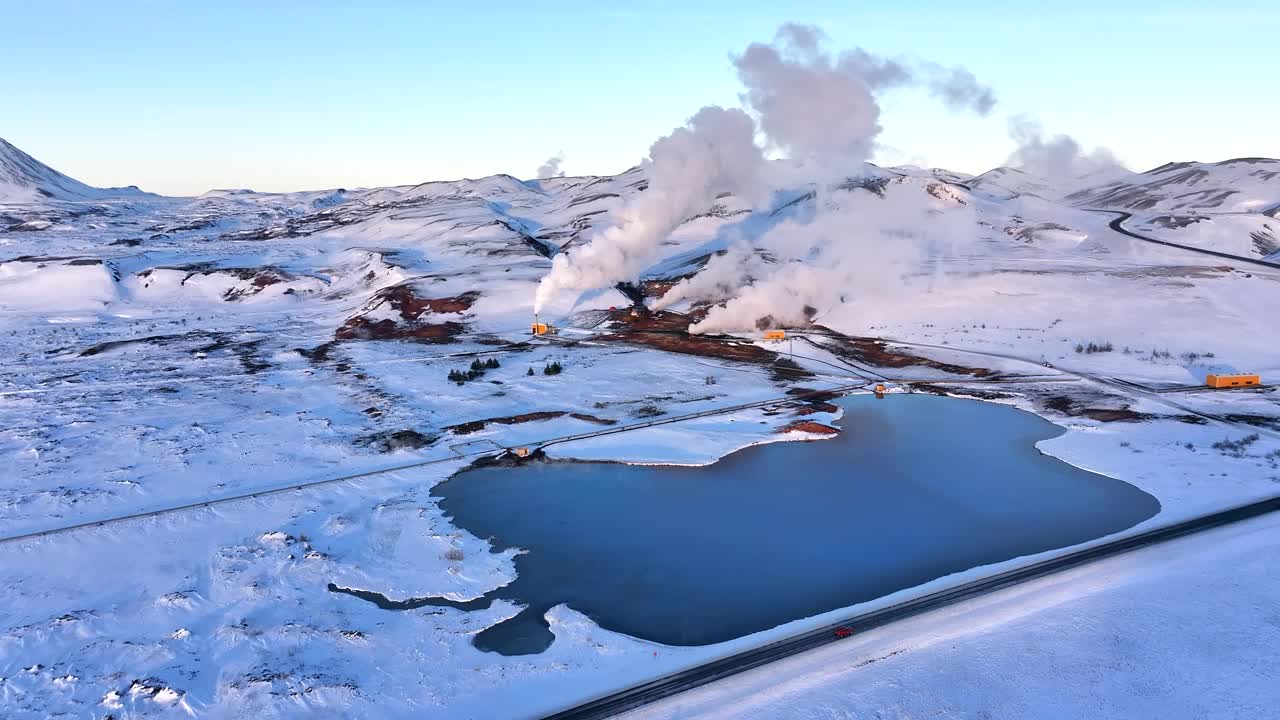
531,323,549,335
1205,373,1261,389
763,330,786,340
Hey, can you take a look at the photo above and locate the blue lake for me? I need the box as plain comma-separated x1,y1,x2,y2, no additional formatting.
429,393,1160,655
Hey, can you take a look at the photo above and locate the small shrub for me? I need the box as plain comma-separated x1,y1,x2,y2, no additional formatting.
1077,341,1114,354
543,361,562,376
485,358,500,369
1211,433,1260,458
451,361,493,384
631,404,663,419
444,547,465,562
527,367,534,376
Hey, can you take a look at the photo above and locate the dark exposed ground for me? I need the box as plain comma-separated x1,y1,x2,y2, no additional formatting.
335,285,478,342
813,332,997,378
444,411,616,436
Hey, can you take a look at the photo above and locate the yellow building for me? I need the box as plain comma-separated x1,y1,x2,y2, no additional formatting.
1205,373,1261,389
531,323,549,335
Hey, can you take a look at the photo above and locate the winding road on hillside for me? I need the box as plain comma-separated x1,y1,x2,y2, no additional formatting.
537,494,1280,720
1090,209,1280,270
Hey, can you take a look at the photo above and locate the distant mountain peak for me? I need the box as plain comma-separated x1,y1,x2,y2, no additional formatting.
0,137,153,203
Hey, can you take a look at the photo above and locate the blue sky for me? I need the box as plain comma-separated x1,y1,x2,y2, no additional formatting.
3,0,1275,195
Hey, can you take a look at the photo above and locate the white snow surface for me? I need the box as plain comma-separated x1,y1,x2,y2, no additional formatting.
626,510,1280,720
1,137,1279,718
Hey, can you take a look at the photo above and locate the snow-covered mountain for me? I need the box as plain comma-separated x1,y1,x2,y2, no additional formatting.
1067,157,1280,213
1057,157,1280,260
967,166,1064,200
0,137,152,203
966,164,1137,202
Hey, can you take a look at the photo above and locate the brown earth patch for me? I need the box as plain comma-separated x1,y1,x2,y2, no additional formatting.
445,411,616,436
374,285,480,321
296,341,340,364
570,412,617,426
780,420,839,435
1223,413,1280,431
335,318,464,342
224,267,290,288
336,285,477,341
594,309,778,364
910,383,1017,401
793,401,840,416
1043,395,1150,422
816,333,995,378
786,387,841,402
605,308,692,332
355,429,437,453
1082,408,1148,422
597,330,780,365
78,330,223,357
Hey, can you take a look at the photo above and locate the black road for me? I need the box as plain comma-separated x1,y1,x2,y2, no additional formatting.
1094,209,1280,270
537,494,1280,720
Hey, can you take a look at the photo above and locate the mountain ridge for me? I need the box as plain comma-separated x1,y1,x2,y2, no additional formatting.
0,137,153,203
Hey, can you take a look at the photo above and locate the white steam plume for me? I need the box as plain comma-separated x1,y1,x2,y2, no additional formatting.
650,238,761,312
534,23,997,318
924,65,997,116
1006,115,1125,180
534,106,765,313
656,24,993,333
537,153,566,179
733,24,906,172
686,186,974,334
733,23,997,174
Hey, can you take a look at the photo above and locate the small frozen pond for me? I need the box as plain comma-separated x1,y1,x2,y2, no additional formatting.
432,393,1160,655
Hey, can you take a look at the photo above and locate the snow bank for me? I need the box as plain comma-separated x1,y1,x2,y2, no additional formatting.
0,258,117,311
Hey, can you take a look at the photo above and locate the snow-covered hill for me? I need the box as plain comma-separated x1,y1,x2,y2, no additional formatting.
0,137,153,203
2,137,1279,720
1056,157,1280,259
967,166,1063,200
1068,157,1280,213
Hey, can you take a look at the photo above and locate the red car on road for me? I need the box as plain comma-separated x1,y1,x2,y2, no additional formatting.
833,626,854,639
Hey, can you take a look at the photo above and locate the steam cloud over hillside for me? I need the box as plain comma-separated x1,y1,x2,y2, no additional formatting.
1006,115,1127,180
537,153,566,179
533,23,997,321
